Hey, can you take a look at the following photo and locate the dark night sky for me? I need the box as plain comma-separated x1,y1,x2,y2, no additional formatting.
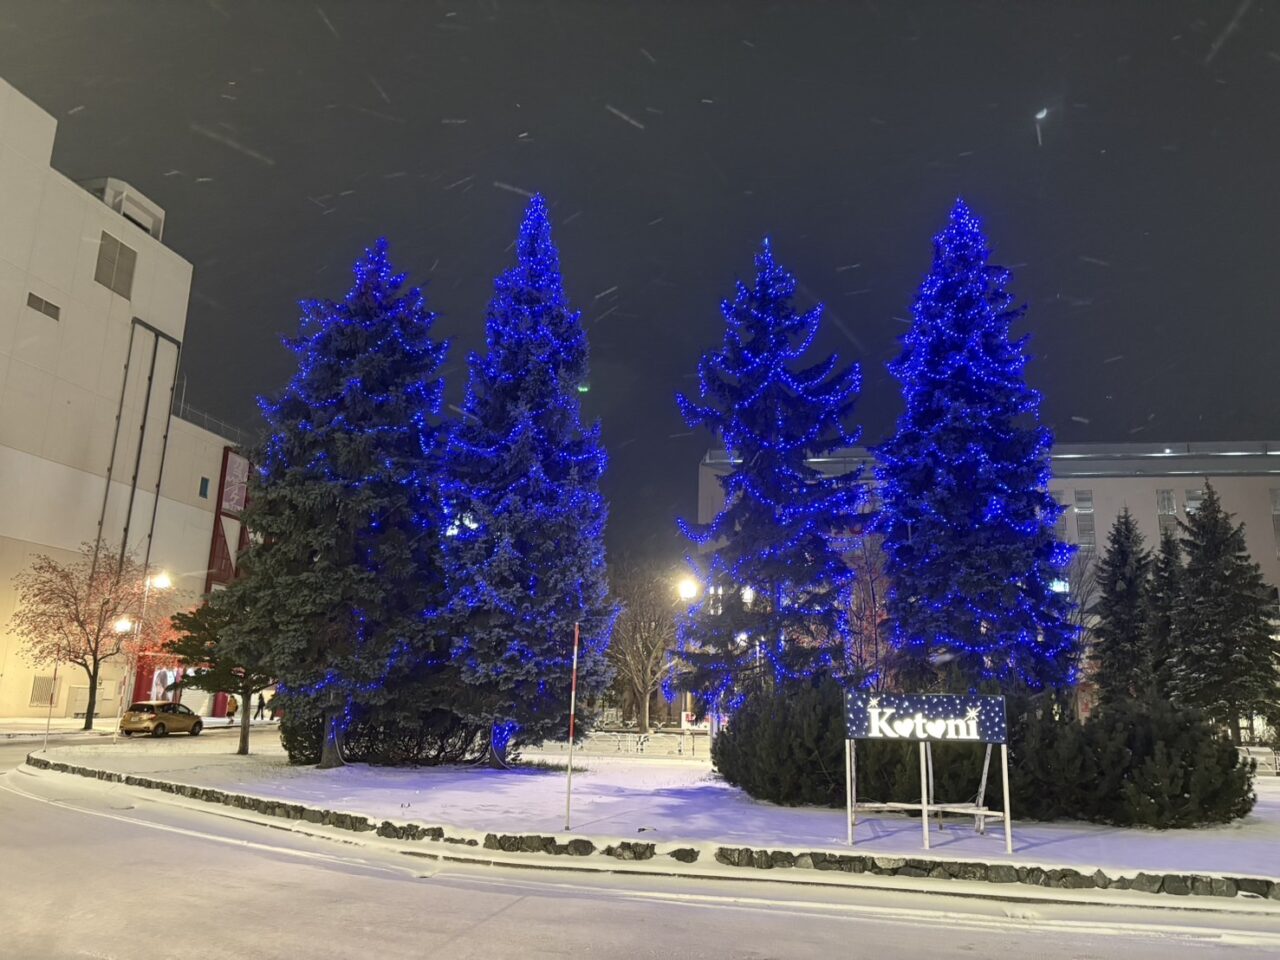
1,1,1277,557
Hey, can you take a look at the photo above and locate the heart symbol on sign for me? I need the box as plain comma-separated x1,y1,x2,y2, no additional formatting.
892,717,916,738
924,720,946,739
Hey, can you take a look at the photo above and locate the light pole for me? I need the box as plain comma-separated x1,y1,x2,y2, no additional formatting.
111,570,171,744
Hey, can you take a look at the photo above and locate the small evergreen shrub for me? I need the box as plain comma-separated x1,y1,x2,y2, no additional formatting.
278,703,487,767
713,678,1256,827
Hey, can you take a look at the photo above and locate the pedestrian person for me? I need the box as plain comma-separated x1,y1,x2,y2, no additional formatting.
226,694,239,725
255,693,266,720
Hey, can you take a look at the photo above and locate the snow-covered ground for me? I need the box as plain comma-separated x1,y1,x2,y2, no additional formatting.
31,737,1280,879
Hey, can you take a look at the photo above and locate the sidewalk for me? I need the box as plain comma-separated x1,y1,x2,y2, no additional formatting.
0,715,279,739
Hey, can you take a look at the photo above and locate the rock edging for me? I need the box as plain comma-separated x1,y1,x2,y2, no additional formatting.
26,753,1280,903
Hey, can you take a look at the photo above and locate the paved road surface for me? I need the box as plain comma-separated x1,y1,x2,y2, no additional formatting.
2,740,1277,960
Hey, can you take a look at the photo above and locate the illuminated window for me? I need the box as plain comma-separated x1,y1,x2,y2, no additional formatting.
1185,489,1205,516
1157,488,1178,537
1073,489,1093,513
1076,513,1095,549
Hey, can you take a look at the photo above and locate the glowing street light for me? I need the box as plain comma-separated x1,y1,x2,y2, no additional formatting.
148,571,172,591
677,577,700,602
113,616,134,634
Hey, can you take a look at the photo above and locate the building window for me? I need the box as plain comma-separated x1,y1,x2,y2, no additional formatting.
1185,489,1205,516
1077,513,1096,549
1049,490,1067,539
198,477,210,499
1271,488,1280,559
25,291,60,320
94,231,137,299
29,675,58,708
1157,488,1178,537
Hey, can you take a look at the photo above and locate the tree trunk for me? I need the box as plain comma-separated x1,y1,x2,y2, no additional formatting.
486,722,512,768
83,663,99,731
1229,712,1241,746
237,686,252,756
317,707,344,768
638,687,652,734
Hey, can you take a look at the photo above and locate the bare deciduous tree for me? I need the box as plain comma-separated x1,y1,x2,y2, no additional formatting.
608,564,681,733
10,543,164,730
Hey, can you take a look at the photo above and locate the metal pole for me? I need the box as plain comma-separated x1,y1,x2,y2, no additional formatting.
918,741,930,850
91,320,138,585
112,577,150,744
1000,743,1014,854
564,622,581,831
975,743,993,835
926,741,940,826
117,332,161,577
42,663,58,752
845,739,856,844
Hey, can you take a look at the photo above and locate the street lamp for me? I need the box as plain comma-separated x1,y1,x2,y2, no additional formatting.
112,569,172,744
677,577,700,602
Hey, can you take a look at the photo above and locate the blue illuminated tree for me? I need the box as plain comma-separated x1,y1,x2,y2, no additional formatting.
441,195,614,763
874,200,1075,692
676,239,864,708
230,240,450,767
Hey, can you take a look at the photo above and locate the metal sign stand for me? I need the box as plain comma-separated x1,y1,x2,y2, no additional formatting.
843,693,1013,854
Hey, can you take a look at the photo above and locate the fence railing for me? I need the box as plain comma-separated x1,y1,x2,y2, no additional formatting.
172,399,252,448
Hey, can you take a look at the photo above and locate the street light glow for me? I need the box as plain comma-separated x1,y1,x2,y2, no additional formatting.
677,577,699,601
113,616,134,634
149,571,172,590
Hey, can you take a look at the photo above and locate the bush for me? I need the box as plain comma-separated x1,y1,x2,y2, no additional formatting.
277,702,487,766
712,677,991,808
712,678,1256,827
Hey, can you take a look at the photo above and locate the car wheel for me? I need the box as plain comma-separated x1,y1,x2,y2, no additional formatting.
153,723,168,737
122,730,133,737
190,721,202,736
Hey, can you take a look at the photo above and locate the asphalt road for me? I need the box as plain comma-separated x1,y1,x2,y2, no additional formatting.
2,742,1277,960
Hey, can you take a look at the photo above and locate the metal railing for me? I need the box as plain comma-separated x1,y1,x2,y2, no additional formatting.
171,398,253,449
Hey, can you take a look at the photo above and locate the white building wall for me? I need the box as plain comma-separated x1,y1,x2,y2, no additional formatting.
0,77,232,718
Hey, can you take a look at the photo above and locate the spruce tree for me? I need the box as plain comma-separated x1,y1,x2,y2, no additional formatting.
676,238,864,706
232,240,450,767
1089,508,1152,705
1171,481,1280,744
1144,528,1182,701
874,200,1075,691
441,195,613,763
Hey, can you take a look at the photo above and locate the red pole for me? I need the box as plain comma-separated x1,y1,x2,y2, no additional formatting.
564,621,580,830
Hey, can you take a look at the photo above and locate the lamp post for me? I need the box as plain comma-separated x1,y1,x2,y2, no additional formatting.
111,570,171,744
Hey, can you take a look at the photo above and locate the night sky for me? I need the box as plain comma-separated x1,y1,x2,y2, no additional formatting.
2,2,1277,558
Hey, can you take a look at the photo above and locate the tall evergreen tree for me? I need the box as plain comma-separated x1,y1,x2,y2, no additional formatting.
441,195,613,763
1089,507,1152,705
676,238,864,707
232,240,450,767
1171,481,1280,744
874,200,1075,692
1144,527,1182,701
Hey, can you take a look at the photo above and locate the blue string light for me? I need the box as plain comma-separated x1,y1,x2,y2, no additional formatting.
440,195,616,748
674,237,865,709
874,200,1077,691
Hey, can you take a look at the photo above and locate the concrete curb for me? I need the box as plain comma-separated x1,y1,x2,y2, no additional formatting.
26,752,1280,910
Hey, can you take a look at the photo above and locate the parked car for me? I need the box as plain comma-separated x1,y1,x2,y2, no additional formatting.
119,701,203,737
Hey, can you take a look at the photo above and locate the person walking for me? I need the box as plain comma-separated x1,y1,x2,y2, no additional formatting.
226,694,239,725
254,693,266,720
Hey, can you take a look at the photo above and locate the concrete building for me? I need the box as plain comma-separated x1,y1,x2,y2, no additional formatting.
0,77,242,720
697,441,1280,590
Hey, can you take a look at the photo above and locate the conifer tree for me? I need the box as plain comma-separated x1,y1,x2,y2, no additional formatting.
676,238,864,706
441,195,613,763
1144,527,1182,701
233,240,450,767
1089,507,1152,704
1171,482,1280,743
874,200,1075,691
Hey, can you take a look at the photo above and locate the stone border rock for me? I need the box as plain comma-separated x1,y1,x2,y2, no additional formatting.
26,753,1280,905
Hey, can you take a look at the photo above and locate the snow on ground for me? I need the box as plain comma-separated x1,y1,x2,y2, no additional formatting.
33,737,1280,879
